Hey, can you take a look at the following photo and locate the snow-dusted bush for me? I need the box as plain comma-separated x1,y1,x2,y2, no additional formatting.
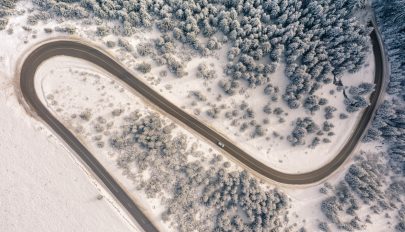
118,38,133,52
190,91,207,102
96,25,109,37
324,106,337,119
136,62,152,74
106,40,115,48
163,54,186,77
0,18,8,30
55,24,77,34
219,79,239,95
154,34,175,54
344,95,369,113
288,117,319,146
196,63,216,80
137,43,153,56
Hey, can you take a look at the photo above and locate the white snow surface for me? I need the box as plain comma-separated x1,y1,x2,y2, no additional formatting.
0,94,137,232
0,65,136,232
0,6,138,232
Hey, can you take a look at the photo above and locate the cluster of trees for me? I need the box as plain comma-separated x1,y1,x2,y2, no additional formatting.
363,100,405,176
374,0,405,101
162,53,187,77
27,12,51,25
287,117,319,146
0,0,19,30
322,121,334,133
344,82,374,113
385,181,405,232
321,183,364,231
136,62,152,73
55,24,76,34
206,105,222,119
348,83,375,96
136,43,153,57
154,34,175,54
303,95,327,113
324,106,337,119
344,158,385,204
201,170,287,231
319,151,402,231
320,3,405,229
224,54,277,88
388,145,405,177
197,63,216,80
109,111,289,231
396,204,405,231
198,98,281,139
368,1,405,192
219,79,240,95
278,0,370,109
118,38,134,52
79,108,92,121
152,34,189,77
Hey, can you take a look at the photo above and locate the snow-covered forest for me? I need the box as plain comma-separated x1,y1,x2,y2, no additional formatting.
318,1,405,231
0,0,404,231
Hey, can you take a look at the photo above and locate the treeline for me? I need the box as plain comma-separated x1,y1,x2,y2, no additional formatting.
373,0,405,100
25,0,371,111
321,1,405,231
365,0,405,178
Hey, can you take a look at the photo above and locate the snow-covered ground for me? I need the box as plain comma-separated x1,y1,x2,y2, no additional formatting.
0,7,139,232
0,71,137,232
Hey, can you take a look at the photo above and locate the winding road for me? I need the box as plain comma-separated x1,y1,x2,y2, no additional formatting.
18,23,387,231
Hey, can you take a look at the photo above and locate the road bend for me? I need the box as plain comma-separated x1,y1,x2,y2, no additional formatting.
19,23,386,232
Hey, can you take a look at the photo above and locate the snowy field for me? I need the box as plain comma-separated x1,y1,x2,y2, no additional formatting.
0,8,138,232
0,69,136,232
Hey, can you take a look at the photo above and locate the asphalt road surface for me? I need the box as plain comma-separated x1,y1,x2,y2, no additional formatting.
19,25,386,231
